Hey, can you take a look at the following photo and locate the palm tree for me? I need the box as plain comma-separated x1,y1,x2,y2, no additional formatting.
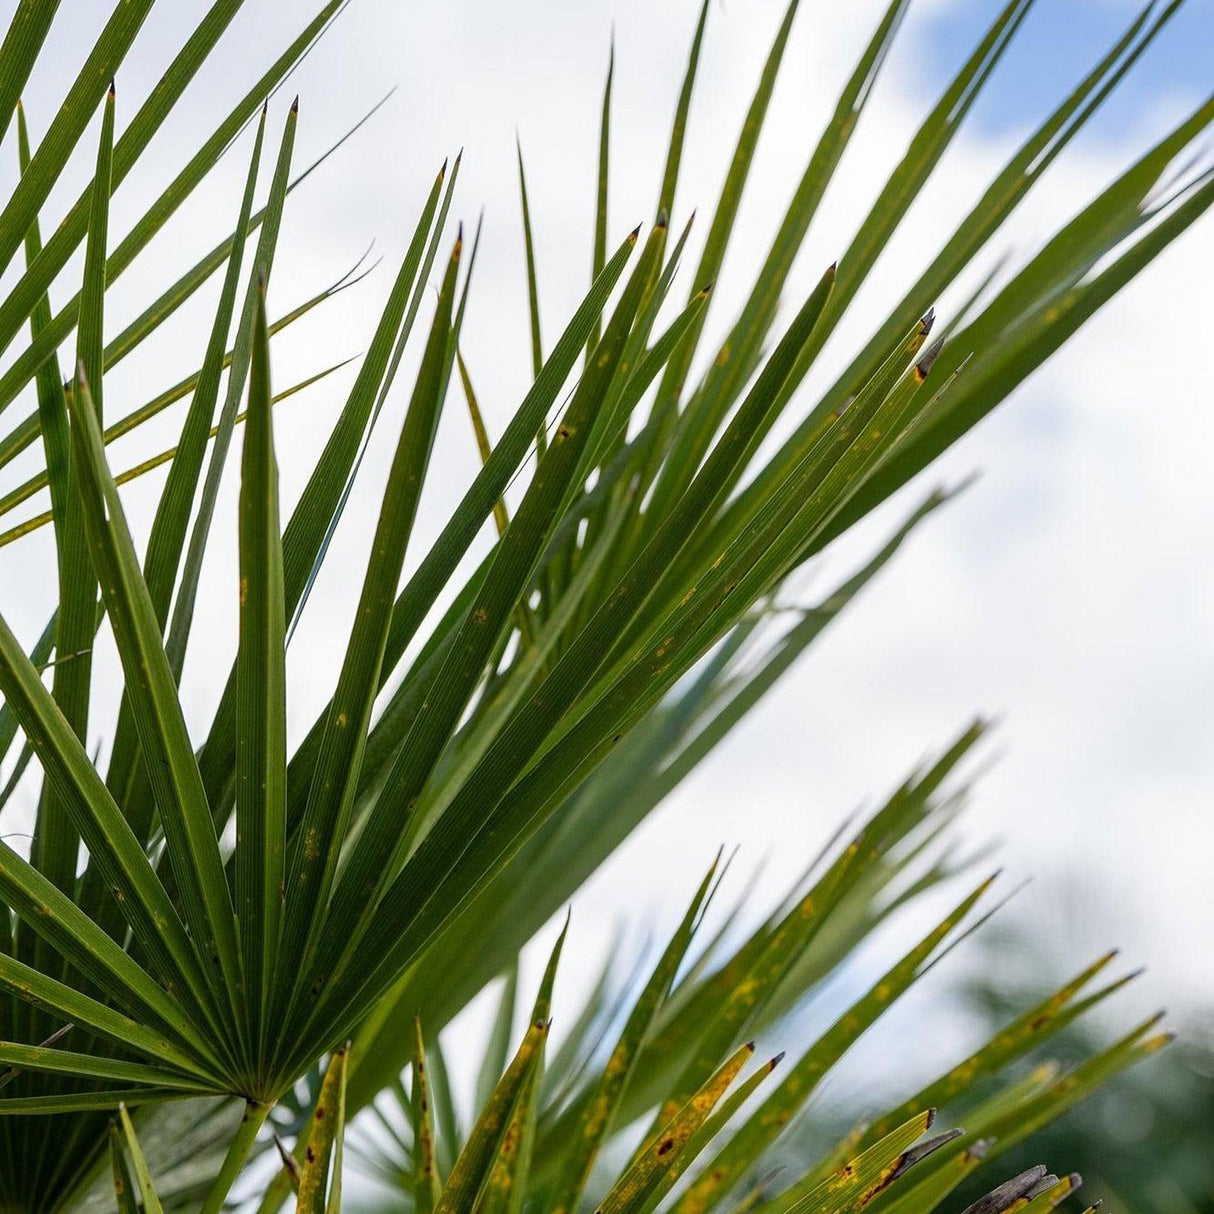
0,0,1208,1208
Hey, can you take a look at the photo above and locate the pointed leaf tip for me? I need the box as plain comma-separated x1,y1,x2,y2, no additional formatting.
275,1135,302,1184
769,1051,786,1069
290,95,300,113
1026,1175,1061,1200
108,79,116,98
916,337,945,379
656,207,669,229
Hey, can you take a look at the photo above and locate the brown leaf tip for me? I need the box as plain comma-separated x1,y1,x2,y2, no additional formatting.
904,1128,962,1170
290,95,300,114
1026,1175,1063,1201
656,207,670,229
916,337,945,380
958,1166,1050,1214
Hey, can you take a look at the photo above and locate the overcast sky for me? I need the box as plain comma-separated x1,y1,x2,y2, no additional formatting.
1,0,1212,1076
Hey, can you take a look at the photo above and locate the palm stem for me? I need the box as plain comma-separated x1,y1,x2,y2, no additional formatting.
200,1100,271,1214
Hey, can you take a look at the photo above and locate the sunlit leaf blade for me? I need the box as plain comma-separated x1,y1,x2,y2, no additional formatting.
195,156,450,816
21,83,114,1029
65,364,242,1035
517,137,545,381
783,1116,960,1214
0,84,383,425
433,1019,549,1214
0,618,211,1033
656,0,710,220
97,105,268,859
457,350,510,537
118,1103,167,1214
234,281,289,1055
652,0,802,418
0,253,366,490
597,1040,754,1214
0,1,60,144
586,32,614,357
478,918,566,1214
296,1046,348,1214
0,2,345,382
477,961,521,1117
545,858,719,1214
412,1019,443,1214
0,3,151,287
273,233,461,1035
289,152,462,645
672,874,1000,1214
290,223,662,1056
165,98,298,687
0,356,351,548
109,1119,140,1214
